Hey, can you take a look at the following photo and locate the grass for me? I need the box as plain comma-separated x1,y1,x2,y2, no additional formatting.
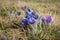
0,0,60,40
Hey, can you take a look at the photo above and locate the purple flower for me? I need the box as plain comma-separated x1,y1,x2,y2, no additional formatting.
25,15,32,19
32,12,35,15
26,8,34,15
17,12,21,16
41,16,52,23
46,16,52,23
41,16,46,22
26,11,32,16
28,17,35,24
27,8,33,12
33,13,39,19
21,18,28,25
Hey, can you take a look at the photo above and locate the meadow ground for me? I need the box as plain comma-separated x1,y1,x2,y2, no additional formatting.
0,0,60,40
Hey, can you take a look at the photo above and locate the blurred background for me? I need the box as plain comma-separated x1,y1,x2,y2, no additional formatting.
0,0,60,40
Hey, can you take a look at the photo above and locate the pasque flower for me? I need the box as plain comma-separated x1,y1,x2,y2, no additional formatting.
27,8,33,12
41,15,52,23
17,12,21,16
21,17,35,25
41,16,46,22
26,8,34,15
25,15,32,19
28,17,35,24
46,16,52,23
33,13,39,19
25,15,35,24
26,11,33,16
21,8,39,25
26,11,39,19
21,18,28,25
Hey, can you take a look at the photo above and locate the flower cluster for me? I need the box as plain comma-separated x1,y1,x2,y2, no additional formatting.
21,8,39,25
41,15,52,23
8,6,52,25
21,7,53,25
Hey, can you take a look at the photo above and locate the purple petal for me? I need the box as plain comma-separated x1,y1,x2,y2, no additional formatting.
28,17,35,24
46,16,52,23
41,16,46,22
33,13,39,19
21,18,28,25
